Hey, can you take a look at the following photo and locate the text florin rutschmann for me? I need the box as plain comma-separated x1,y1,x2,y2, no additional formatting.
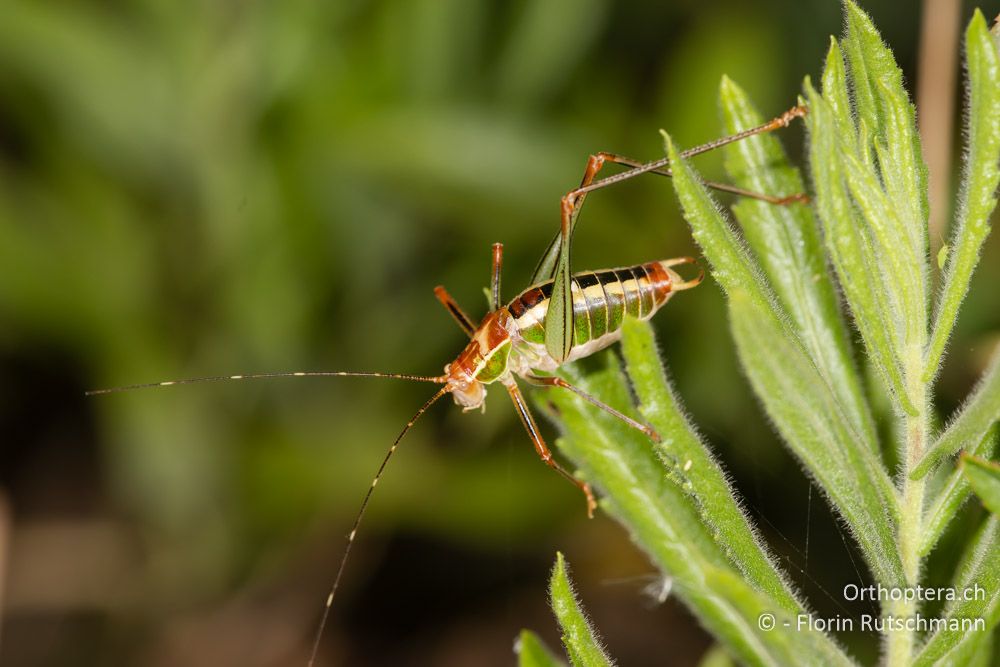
796,613,985,633
755,583,990,634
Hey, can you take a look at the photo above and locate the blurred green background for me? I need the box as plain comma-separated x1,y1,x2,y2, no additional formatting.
0,1,996,665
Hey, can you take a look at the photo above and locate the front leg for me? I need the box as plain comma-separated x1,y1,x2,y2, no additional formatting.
504,378,597,518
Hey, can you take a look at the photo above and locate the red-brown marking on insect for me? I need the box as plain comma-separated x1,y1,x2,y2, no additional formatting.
521,287,545,309
644,260,674,304
451,341,482,380
450,310,511,380
484,310,511,349
510,286,544,318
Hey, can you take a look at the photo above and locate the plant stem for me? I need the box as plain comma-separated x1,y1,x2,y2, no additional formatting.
887,344,929,666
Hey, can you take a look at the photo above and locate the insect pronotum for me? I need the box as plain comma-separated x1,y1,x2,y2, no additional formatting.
87,103,807,665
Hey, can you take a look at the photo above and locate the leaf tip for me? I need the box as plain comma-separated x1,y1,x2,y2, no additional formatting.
968,8,998,51
659,129,676,158
824,36,842,66
550,551,571,595
717,75,751,117
802,75,819,101
516,629,563,667
843,0,870,30
718,73,738,97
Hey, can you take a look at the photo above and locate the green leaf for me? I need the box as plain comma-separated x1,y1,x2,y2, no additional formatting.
913,346,1000,479
826,24,928,402
912,517,1000,666
620,318,801,615
517,629,567,667
838,142,923,343
810,44,908,409
844,0,929,250
548,552,614,667
925,10,1000,379
932,630,993,667
841,2,881,133
664,130,901,585
727,290,903,586
807,3,931,415
702,566,854,667
962,454,1000,515
820,39,856,145
552,357,730,571
803,77,914,414
921,427,997,556
659,131,774,321
718,77,877,450
550,354,852,667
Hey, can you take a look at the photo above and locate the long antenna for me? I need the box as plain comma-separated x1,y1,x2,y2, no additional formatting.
307,385,451,667
85,371,447,396
87,370,452,663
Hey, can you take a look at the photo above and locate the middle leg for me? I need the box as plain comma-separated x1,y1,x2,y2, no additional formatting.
504,379,597,518
526,374,661,443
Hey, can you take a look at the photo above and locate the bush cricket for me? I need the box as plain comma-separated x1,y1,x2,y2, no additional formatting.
87,103,807,665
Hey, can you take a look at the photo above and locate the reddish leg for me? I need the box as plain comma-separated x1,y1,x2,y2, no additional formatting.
531,152,610,283
585,152,809,205
504,379,597,518
526,374,661,442
490,242,503,312
566,105,810,209
532,104,808,284
681,104,807,158
434,285,476,338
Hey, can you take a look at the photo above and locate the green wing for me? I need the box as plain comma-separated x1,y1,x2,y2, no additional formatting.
530,231,562,285
533,190,592,364
545,244,574,363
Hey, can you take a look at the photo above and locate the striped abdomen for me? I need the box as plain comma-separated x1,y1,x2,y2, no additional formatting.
506,260,682,369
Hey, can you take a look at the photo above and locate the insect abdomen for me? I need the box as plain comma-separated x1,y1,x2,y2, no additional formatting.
508,261,677,356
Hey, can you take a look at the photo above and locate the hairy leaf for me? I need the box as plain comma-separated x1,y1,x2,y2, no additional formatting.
921,428,997,556
913,346,1000,478
665,131,901,585
912,517,1000,665
719,77,877,450
518,630,567,667
804,76,913,413
620,318,800,614
962,454,1000,515
550,352,851,666
926,10,1000,378
727,291,902,586
549,552,614,667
